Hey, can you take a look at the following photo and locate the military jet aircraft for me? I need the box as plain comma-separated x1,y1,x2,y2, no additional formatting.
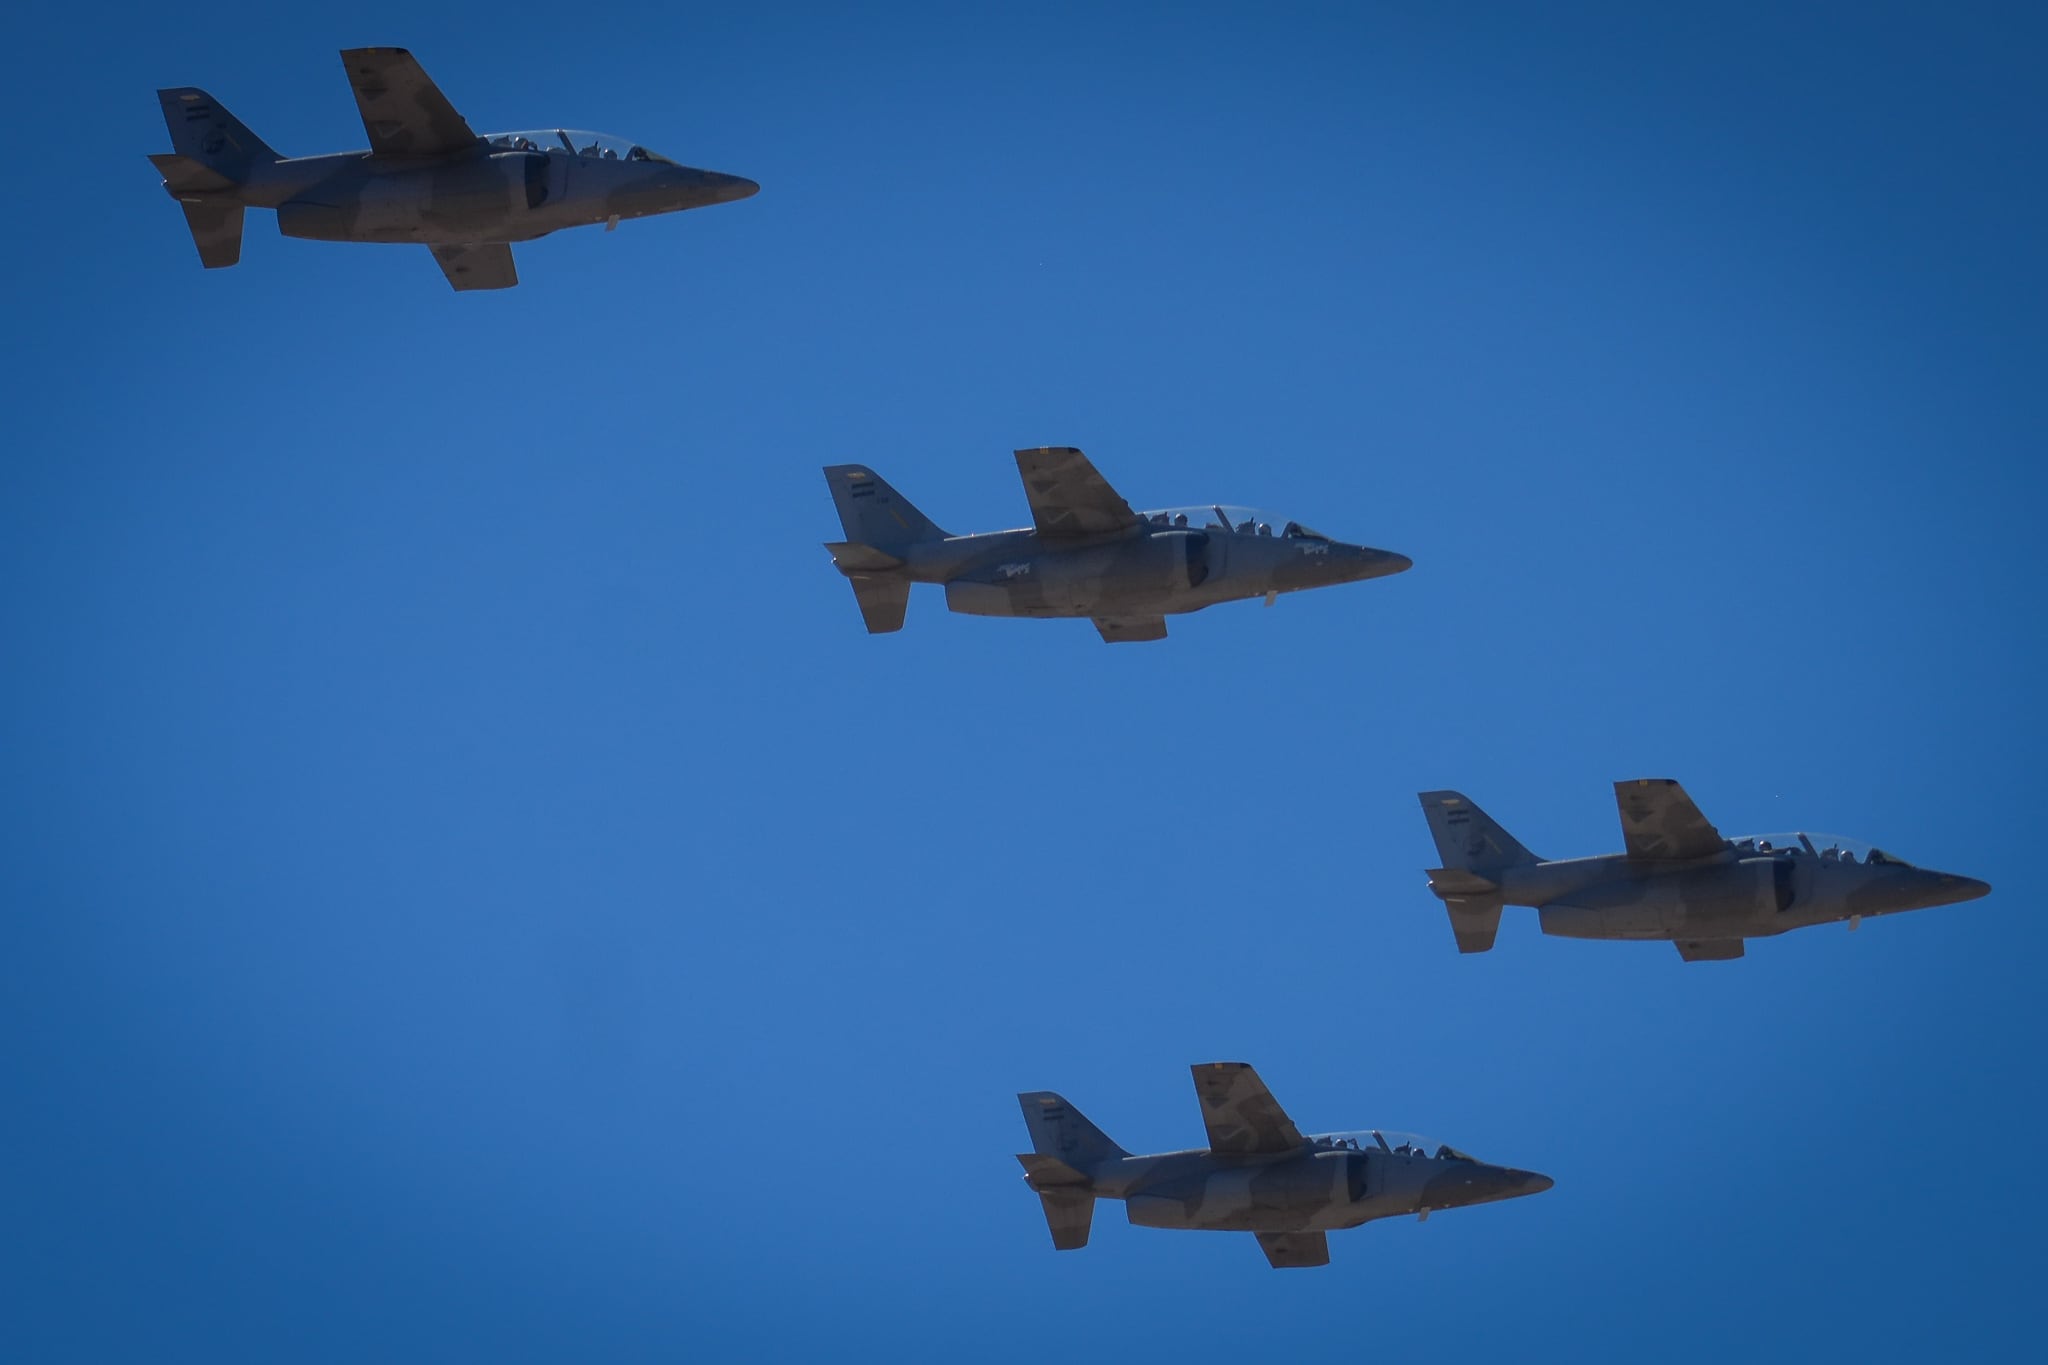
1016,1062,1551,1268
149,47,758,290
822,448,1411,642
1419,779,1992,962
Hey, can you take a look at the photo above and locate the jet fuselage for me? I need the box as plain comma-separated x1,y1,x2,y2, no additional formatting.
222,146,756,246
1499,849,1990,944
896,522,1410,620
1086,1143,1551,1235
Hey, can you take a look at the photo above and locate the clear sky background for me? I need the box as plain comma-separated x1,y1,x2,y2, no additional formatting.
5,2,2044,1360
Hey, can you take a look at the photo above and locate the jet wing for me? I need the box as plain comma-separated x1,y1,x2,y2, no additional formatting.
341,47,478,158
1014,447,1139,539
1093,615,1166,644
429,243,518,291
1255,1230,1329,1269
1192,1062,1304,1157
1614,778,1727,861
1676,938,1746,962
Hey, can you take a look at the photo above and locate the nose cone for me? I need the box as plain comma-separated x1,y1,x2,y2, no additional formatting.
1424,1162,1554,1209
1932,873,1992,906
702,170,760,204
1348,545,1413,581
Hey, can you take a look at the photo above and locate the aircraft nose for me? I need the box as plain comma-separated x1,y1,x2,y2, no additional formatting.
1428,1162,1552,1207
703,170,760,203
1352,546,1413,579
1937,874,1992,904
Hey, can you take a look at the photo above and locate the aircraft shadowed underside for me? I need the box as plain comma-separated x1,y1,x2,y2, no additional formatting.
1419,779,1992,961
1017,1062,1551,1267
149,48,758,290
823,447,1411,642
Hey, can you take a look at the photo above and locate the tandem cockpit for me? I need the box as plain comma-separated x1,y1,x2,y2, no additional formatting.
1309,1130,1477,1162
1730,833,1908,866
485,129,675,162
1140,506,1335,541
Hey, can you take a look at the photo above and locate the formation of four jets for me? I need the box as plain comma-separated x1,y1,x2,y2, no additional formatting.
150,51,1991,1271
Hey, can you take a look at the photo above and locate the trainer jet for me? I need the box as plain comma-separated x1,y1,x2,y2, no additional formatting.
822,448,1411,642
1419,779,1992,962
1016,1062,1551,1268
149,47,758,290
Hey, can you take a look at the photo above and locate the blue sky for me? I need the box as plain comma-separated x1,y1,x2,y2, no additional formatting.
4,2,2044,1360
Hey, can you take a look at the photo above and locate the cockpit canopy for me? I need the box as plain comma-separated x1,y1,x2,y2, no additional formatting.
484,129,674,163
1731,832,1907,866
1309,1130,1476,1161
1140,506,1333,540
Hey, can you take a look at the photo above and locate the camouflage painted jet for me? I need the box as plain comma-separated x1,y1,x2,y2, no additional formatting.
149,48,758,290
1419,779,1992,962
1016,1062,1551,1268
822,448,1412,642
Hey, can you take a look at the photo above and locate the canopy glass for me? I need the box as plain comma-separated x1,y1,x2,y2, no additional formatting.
1730,833,1907,865
1308,1130,1477,1161
1139,506,1332,540
484,130,674,162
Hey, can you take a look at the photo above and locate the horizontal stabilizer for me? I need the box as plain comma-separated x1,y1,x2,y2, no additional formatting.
1425,868,1504,953
823,541,906,573
1425,868,1499,899
148,153,236,196
1015,1152,1090,1188
1443,898,1504,954
1019,1148,1095,1249
1033,1185,1094,1251
177,199,244,269
841,576,909,633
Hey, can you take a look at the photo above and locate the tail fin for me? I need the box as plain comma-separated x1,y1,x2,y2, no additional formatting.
821,466,946,634
1018,1091,1126,1171
822,465,949,556
153,87,275,270
1419,790,1539,874
156,88,279,183
1018,1093,1119,1252
1418,791,1538,954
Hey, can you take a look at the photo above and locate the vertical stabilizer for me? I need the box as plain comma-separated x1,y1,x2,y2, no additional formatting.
156,87,278,183
1418,790,1536,954
1418,790,1539,874
1017,1091,1126,1171
822,465,949,556
1017,1094,1115,1252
